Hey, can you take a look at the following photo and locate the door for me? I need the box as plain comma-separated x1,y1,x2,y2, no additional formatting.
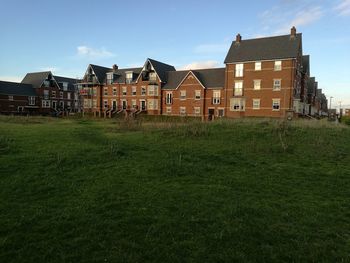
112,101,117,110
52,101,57,110
122,100,127,110
140,100,146,111
208,109,215,121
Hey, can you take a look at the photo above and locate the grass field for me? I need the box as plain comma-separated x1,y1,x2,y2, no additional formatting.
1,116,350,262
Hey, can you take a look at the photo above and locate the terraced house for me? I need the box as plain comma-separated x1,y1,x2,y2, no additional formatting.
0,27,328,118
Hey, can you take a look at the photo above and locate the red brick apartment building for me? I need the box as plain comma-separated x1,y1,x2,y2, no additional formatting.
0,71,79,115
78,27,327,119
0,27,328,118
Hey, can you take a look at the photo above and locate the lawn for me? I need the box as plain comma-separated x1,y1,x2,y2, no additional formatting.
0,116,350,262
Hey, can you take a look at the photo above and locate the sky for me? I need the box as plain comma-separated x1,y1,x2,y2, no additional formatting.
0,0,349,109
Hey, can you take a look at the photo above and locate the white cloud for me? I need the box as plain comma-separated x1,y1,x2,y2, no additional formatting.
179,60,220,70
0,76,22,82
334,0,350,16
76,46,115,59
258,4,324,35
40,67,60,73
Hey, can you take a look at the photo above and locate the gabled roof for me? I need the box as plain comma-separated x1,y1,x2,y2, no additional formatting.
148,58,176,83
302,55,310,75
89,64,112,84
22,71,52,88
0,81,36,96
162,68,225,90
224,33,302,63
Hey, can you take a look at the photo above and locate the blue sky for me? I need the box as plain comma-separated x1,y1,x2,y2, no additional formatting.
0,0,349,108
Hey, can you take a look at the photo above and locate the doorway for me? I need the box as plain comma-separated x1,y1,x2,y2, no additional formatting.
208,109,214,121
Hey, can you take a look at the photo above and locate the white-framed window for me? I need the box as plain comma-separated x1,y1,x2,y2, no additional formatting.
148,85,158,96
254,80,261,90
274,61,282,71
141,86,146,96
195,90,201,100
166,107,172,114
149,72,157,82
272,99,281,111
103,100,108,109
104,87,108,96
147,99,158,110
273,79,281,91
166,92,173,104
180,90,186,100
235,63,244,77
60,91,63,99
218,109,224,117
67,101,71,107
113,87,117,96
92,99,97,108
106,73,114,85
234,81,243,96
126,72,133,83
8,95,13,101
132,99,137,108
253,99,260,109
230,98,245,111
132,86,137,96
67,92,71,100
44,90,49,99
194,107,201,116
62,82,68,91
212,90,221,104
122,87,127,96
42,100,50,108
92,87,97,95
28,96,35,105
180,106,186,116
60,101,64,108
51,91,56,98
255,61,262,71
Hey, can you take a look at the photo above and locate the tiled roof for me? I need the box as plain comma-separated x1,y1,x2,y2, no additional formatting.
0,81,36,96
21,71,51,88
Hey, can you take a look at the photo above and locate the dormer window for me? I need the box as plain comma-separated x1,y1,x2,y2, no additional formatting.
106,73,114,85
274,61,282,71
126,72,133,84
62,82,68,91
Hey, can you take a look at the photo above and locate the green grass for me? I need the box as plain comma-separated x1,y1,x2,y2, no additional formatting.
0,116,350,262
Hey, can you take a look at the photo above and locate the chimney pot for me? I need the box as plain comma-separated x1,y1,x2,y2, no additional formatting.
236,33,242,43
112,64,118,71
291,26,296,36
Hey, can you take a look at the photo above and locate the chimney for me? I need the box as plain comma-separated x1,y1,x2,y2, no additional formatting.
236,33,242,43
291,26,296,37
112,64,118,72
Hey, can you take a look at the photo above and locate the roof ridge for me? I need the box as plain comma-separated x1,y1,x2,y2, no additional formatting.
236,33,302,42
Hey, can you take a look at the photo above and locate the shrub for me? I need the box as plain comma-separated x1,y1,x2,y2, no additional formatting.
341,116,350,126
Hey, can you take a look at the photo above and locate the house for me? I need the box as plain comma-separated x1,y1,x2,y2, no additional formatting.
0,81,39,114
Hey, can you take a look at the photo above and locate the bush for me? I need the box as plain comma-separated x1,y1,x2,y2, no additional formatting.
341,116,350,125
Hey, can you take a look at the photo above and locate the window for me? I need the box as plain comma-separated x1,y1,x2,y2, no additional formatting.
67,101,71,107
44,90,49,99
212,90,221,104
147,99,158,110
122,100,127,109
254,80,261,90
126,72,133,84
166,92,173,104
122,87,127,96
132,86,137,96
273,79,281,91
253,99,260,109
103,100,108,109
92,87,97,95
106,73,114,85
132,99,137,108
60,92,63,99
230,98,245,111
67,92,71,100
8,95,13,101
60,101,64,108
195,90,201,100
180,90,186,100
104,88,108,96
194,107,201,116
234,81,243,96
113,87,117,96
92,99,97,108
141,86,146,96
235,63,244,77
255,62,262,71
180,107,186,116
166,107,172,114
51,91,56,98
149,72,157,82
274,61,282,71
28,96,35,105
272,99,281,111
218,109,224,117
62,82,68,91
42,100,50,108
148,85,158,96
